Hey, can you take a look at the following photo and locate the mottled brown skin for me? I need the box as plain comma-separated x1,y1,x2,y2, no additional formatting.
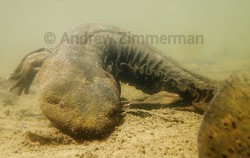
36,42,122,138
198,74,250,158
8,23,219,138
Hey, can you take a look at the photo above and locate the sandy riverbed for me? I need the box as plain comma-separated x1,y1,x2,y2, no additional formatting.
0,57,249,158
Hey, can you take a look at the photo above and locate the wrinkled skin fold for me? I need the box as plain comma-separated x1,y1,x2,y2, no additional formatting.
8,23,219,138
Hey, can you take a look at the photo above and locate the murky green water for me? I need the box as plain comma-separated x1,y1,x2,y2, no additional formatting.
0,1,250,157
0,0,250,79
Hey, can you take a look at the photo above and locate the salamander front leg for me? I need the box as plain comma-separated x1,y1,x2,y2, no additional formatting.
8,48,51,95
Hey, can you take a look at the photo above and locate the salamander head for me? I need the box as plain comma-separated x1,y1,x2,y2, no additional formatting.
38,66,122,139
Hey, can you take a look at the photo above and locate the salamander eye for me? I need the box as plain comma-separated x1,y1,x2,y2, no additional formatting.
46,96,60,105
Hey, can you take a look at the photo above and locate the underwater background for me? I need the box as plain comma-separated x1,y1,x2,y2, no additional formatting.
0,0,249,79
0,1,250,157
